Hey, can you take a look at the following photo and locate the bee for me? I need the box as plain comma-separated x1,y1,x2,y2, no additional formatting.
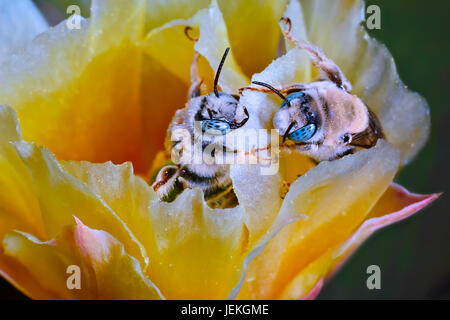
243,17,384,162
152,28,249,209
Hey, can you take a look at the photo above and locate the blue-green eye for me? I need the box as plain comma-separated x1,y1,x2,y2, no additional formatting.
281,91,305,108
288,124,317,142
202,120,231,135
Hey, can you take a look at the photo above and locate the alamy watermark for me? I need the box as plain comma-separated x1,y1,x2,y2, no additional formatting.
66,265,81,290
366,264,381,290
66,5,82,30
170,124,281,175
366,5,381,30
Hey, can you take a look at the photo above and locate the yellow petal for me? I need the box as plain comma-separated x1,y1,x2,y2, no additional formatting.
60,160,158,268
141,6,214,92
145,0,210,31
0,0,150,173
0,105,21,144
0,106,45,241
3,230,82,299
0,249,57,299
237,140,400,299
0,105,147,274
3,219,162,299
0,107,155,299
0,107,50,300
217,0,289,77
71,218,162,299
61,159,246,299
61,159,303,299
279,183,440,299
12,141,147,267
140,55,192,168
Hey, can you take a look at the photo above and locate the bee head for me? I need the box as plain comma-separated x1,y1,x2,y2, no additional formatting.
252,81,319,144
195,48,249,136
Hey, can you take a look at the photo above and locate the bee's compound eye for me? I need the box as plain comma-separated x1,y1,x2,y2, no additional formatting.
281,91,305,108
202,120,231,135
288,123,317,142
342,133,352,144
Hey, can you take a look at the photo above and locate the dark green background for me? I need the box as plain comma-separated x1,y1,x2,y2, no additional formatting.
1,0,449,300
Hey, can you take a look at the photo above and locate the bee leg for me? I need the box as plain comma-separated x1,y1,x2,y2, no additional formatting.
281,84,308,94
280,17,353,92
239,84,306,95
239,85,284,94
152,165,185,202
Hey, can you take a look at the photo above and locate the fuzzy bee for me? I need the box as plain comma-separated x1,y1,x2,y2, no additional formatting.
152,31,249,209
243,17,384,162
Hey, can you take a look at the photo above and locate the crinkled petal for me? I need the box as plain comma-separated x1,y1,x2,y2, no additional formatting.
12,141,147,267
60,161,158,269
0,0,48,63
60,160,247,299
0,106,45,243
279,183,440,299
60,159,303,299
230,164,283,245
237,140,400,299
2,218,163,299
0,106,148,295
61,158,247,299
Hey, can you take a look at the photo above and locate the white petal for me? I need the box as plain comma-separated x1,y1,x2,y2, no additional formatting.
0,0,48,63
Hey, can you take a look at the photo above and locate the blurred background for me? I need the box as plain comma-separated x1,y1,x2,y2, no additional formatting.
0,0,449,299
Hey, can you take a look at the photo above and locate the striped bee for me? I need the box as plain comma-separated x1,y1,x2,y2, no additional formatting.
244,17,384,162
152,40,249,209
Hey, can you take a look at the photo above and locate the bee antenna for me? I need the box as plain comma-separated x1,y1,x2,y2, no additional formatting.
214,47,230,98
252,81,291,107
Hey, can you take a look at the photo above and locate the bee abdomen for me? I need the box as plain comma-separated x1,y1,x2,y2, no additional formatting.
180,165,238,209
179,166,221,188
204,183,238,209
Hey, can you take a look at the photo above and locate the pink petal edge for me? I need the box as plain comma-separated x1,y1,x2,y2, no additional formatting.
304,183,440,300
303,279,324,300
336,183,441,261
